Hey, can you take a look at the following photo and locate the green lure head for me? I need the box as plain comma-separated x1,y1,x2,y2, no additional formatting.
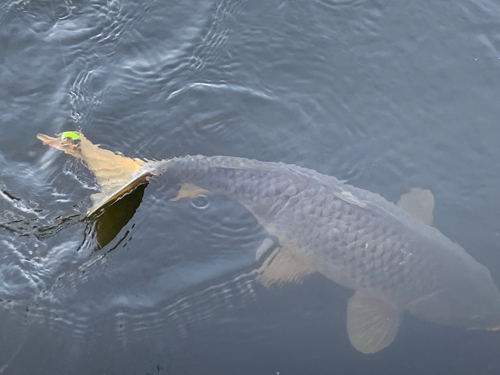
61,131,80,141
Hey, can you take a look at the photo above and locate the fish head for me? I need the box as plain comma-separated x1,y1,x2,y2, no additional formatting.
408,260,500,331
37,131,83,158
451,276,500,331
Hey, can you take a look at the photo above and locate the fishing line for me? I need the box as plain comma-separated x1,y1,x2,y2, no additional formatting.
49,0,70,82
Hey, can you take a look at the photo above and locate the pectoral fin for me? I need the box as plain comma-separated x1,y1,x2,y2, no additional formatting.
347,291,402,354
256,236,316,287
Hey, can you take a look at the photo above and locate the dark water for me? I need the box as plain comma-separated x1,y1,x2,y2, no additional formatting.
1,0,500,374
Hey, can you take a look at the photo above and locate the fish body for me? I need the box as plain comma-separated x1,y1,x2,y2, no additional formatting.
38,132,500,353
155,156,500,331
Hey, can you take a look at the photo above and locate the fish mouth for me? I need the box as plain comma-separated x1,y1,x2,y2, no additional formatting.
486,325,500,332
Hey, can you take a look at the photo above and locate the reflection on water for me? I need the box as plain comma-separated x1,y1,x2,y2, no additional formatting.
85,184,146,250
1,0,500,374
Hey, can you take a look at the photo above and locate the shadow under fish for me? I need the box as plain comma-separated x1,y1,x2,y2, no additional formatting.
37,131,500,354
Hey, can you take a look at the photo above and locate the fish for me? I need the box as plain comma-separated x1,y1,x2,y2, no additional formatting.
37,131,500,353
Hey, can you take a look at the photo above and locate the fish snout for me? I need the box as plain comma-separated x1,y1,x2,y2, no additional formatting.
486,325,500,332
482,313,500,331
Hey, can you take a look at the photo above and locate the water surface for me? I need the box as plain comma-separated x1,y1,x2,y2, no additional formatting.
1,0,500,374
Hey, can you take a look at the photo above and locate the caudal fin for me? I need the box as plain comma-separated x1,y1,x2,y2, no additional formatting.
38,131,157,215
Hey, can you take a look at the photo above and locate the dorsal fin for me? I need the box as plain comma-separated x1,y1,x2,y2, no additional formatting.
397,188,434,225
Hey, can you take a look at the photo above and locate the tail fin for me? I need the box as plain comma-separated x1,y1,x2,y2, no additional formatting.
37,132,157,216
